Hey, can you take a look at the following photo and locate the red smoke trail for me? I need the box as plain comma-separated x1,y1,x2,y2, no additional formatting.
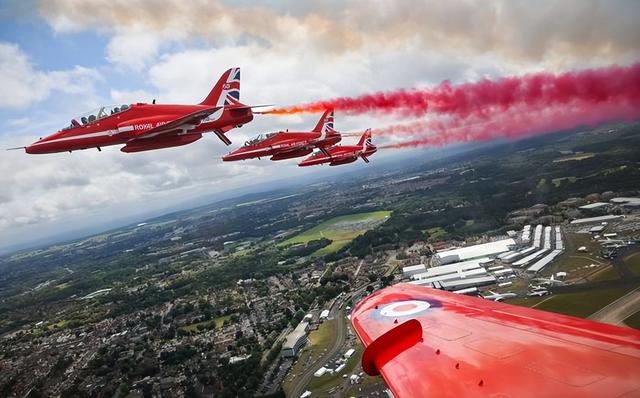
266,63,640,119
378,98,640,149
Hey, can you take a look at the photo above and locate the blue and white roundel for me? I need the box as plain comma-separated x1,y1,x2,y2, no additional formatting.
371,299,441,321
380,300,432,317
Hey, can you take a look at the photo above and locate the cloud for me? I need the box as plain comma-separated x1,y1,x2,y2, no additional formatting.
37,0,640,68
110,88,155,104
106,27,162,71
0,42,100,109
1,1,636,251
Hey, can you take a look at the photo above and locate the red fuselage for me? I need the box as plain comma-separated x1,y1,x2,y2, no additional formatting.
298,143,377,167
222,131,341,161
26,104,253,154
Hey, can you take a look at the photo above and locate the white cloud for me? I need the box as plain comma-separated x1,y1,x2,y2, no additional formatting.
37,0,640,68
0,42,100,109
110,88,155,104
0,1,635,251
106,27,163,71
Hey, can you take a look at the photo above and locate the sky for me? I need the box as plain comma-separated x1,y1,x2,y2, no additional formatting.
0,0,638,252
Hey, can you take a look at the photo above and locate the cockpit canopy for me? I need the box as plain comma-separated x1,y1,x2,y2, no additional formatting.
244,132,277,146
62,104,131,130
310,149,326,158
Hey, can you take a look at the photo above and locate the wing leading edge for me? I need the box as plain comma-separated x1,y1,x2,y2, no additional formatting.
351,284,640,398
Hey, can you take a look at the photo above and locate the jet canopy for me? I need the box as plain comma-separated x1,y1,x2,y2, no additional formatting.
244,132,277,146
63,104,131,130
309,149,327,158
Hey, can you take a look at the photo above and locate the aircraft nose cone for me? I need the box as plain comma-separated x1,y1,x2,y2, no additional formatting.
25,142,41,154
222,152,238,161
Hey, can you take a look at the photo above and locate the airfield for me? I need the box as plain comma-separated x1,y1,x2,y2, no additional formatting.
278,211,392,256
1,123,639,397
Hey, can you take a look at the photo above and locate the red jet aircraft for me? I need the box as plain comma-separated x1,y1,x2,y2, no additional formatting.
297,128,376,167
221,109,340,161
351,284,640,398
20,68,257,154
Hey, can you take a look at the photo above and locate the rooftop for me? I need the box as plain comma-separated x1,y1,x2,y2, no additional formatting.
436,239,516,263
579,202,610,210
570,215,623,224
283,321,308,349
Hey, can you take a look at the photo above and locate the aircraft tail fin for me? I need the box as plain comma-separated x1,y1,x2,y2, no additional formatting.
357,128,373,147
312,108,335,134
200,68,242,107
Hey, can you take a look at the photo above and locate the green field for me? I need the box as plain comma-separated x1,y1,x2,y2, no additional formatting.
426,227,447,239
47,319,69,331
179,314,231,333
278,211,391,255
588,265,620,282
553,233,605,275
507,284,639,318
551,176,577,187
624,311,640,330
624,252,640,276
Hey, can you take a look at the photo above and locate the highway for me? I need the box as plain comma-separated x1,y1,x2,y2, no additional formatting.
589,287,640,325
289,306,346,398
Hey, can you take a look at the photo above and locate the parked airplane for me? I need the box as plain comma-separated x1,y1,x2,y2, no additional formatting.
527,289,551,297
221,109,340,161
533,274,567,286
351,284,640,397
298,128,376,167
481,291,517,301
16,68,260,154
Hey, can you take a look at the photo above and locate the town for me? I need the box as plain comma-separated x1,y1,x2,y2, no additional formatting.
1,123,639,397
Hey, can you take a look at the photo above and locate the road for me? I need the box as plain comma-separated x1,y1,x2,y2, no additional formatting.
589,287,640,325
354,259,365,277
289,307,346,398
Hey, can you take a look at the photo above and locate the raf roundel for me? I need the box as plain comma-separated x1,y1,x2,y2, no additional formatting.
378,300,435,318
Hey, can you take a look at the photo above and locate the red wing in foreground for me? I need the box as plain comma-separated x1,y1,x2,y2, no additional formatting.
351,284,640,398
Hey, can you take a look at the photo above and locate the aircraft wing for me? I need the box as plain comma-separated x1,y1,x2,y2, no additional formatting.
351,284,640,398
133,107,221,139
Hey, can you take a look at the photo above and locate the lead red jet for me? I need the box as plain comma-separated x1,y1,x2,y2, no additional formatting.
19,68,258,154
221,109,340,161
351,284,640,398
297,128,376,167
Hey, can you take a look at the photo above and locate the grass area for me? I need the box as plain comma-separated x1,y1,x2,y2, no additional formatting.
308,319,337,357
47,319,69,331
552,153,595,162
508,284,640,318
278,211,391,256
588,265,620,282
551,176,577,187
553,233,605,275
624,252,640,276
426,227,447,240
179,314,231,333
505,296,549,308
624,311,640,330
283,319,338,395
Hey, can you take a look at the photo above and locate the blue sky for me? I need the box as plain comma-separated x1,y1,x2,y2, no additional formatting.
0,0,637,252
